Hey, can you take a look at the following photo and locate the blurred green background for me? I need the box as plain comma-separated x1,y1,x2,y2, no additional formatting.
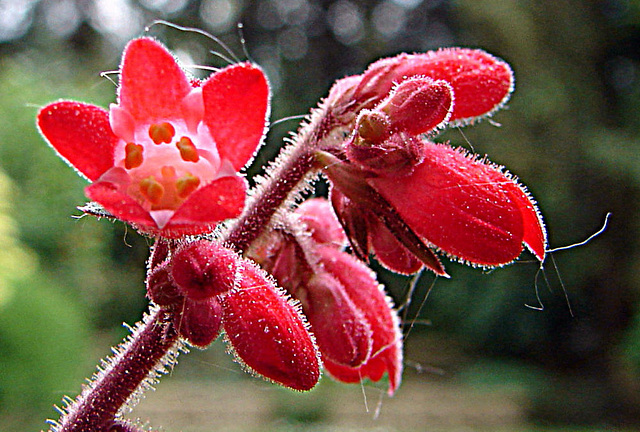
0,0,639,431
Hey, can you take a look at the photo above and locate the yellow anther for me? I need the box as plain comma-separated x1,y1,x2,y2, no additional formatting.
176,137,199,162
176,173,201,199
148,122,175,144
124,142,144,169
139,176,164,204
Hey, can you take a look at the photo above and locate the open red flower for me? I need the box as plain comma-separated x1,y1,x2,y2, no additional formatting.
37,37,269,238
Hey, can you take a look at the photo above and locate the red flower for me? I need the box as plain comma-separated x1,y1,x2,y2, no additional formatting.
251,198,403,395
37,38,269,238
321,47,545,274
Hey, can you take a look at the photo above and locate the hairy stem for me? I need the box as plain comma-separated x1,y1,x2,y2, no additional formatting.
226,102,343,250
53,310,177,432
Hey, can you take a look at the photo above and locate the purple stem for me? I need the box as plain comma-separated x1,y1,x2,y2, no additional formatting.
55,310,176,432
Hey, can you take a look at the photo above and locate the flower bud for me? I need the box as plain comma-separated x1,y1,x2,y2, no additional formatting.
295,198,346,247
221,260,320,391
146,264,183,307
171,240,240,300
176,297,223,348
304,272,372,367
376,77,453,136
346,130,425,176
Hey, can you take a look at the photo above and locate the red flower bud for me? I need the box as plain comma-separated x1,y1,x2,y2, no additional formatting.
303,272,373,367
146,264,183,307
295,198,346,247
221,261,320,391
176,297,223,348
171,240,240,300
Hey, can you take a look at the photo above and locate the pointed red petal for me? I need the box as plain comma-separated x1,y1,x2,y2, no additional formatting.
118,38,192,122
368,218,424,275
202,63,269,170
485,171,546,261
85,181,156,228
324,341,403,395
221,262,320,391
37,101,116,181
369,142,527,266
164,176,248,237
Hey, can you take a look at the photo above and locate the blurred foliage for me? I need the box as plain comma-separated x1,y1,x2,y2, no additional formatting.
0,170,91,431
0,0,639,429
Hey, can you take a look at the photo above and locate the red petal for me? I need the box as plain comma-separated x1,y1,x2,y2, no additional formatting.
85,181,156,228
304,272,373,367
324,342,403,395
37,101,116,181
316,246,403,393
118,38,192,122
484,170,546,261
221,262,320,391
202,63,269,170
356,48,513,124
164,176,248,237
368,218,424,275
369,142,527,266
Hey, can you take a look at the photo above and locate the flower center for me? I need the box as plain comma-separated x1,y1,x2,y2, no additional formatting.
109,117,221,215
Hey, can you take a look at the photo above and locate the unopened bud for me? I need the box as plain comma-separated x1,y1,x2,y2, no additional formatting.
171,240,240,300
146,264,182,307
176,297,223,348
346,130,425,176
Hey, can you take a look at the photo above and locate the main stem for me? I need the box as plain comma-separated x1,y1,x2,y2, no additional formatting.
52,104,341,431
56,310,177,432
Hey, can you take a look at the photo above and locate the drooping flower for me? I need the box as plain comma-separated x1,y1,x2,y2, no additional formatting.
146,239,321,391
37,38,270,238
319,47,546,274
249,198,403,395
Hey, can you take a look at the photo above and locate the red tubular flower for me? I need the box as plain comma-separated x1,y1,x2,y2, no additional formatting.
251,198,403,395
320,46,545,273
368,142,546,266
221,262,321,391
37,38,270,238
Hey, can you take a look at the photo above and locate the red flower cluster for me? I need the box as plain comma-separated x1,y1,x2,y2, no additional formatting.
323,48,546,275
38,38,269,238
147,239,320,391
37,37,547,398
249,198,403,394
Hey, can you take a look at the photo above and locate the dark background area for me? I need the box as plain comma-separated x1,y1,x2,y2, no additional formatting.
0,0,639,430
